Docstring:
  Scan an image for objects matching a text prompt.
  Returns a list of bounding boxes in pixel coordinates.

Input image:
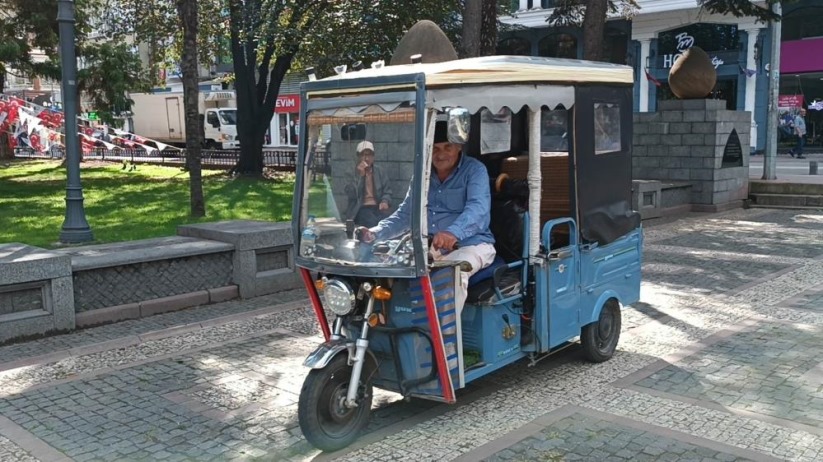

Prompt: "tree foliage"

[698,0,783,23]
[0,0,144,125]
[0,0,91,89]
[99,0,228,87]
[76,43,146,125]
[226,0,464,175]
[295,1,462,76]
[546,0,638,61]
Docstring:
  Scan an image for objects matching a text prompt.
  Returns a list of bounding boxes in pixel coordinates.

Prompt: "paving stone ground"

[0,208,822,461]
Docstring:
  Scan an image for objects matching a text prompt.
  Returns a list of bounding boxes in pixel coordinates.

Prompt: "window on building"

[783,8,823,40]
[497,37,532,56]
[538,33,578,59]
[603,29,629,65]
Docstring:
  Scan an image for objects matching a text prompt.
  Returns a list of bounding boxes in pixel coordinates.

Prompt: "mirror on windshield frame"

[447,107,470,144]
[341,123,367,141]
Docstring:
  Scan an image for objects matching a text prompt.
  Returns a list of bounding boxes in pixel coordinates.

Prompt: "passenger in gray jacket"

[345,140,393,228]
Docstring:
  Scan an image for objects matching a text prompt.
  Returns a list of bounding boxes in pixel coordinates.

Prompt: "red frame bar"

[420,274,456,404]
[300,268,331,341]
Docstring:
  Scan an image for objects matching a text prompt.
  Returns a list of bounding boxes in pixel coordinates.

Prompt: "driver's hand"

[355,226,376,243]
[431,231,458,252]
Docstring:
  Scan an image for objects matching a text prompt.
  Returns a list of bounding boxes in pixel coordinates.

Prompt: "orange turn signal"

[373,286,392,301]
[314,278,326,291]
[367,313,380,327]
[367,313,386,327]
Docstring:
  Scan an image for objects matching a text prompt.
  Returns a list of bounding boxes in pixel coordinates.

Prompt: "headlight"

[324,279,355,316]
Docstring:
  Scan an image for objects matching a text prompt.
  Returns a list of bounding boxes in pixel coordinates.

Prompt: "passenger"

[357,121,496,309]
[345,140,393,228]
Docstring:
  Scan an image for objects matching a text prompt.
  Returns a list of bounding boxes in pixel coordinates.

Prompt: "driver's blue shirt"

[372,152,494,247]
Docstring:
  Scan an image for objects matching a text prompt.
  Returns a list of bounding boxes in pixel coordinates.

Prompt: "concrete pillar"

[519,0,529,11]
[639,39,651,112]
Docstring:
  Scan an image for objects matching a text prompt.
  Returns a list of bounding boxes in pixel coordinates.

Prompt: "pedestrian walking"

[789,108,808,159]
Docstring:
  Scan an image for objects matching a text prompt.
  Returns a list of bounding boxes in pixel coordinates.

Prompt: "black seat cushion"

[467,256,521,304]
[490,199,526,263]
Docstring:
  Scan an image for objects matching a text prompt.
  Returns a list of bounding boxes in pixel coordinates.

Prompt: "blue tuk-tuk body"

[291,56,642,450]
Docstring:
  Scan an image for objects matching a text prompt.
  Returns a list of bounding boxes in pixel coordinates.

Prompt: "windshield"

[218,109,237,125]
[297,101,416,269]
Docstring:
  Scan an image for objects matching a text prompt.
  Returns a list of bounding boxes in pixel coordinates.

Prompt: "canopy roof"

[313,56,634,88]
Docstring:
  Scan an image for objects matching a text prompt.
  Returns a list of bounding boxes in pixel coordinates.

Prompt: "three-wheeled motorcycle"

[292,56,643,451]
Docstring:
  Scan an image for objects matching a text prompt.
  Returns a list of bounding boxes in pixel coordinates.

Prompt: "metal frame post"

[58,0,94,243]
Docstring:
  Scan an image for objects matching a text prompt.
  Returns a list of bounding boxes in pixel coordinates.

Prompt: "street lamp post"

[57,0,93,243]
[762,2,782,181]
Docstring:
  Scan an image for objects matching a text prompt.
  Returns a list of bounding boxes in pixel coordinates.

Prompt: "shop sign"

[778,94,804,108]
[659,32,732,70]
[275,95,300,113]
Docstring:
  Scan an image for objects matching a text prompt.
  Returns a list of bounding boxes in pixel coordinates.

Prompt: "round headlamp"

[324,279,356,316]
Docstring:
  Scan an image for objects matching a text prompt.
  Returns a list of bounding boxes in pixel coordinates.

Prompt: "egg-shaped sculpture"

[390,20,458,65]
[668,47,717,99]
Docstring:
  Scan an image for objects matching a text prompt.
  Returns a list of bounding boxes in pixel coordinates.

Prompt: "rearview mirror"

[447,107,470,144]
[341,123,366,141]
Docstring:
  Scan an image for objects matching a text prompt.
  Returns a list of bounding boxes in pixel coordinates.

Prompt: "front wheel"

[298,354,373,452]
[581,299,621,363]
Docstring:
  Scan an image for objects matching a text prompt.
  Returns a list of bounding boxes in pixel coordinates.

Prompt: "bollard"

[811,161,819,175]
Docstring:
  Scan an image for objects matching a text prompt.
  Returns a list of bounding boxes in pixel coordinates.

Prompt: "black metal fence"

[12,147,330,173]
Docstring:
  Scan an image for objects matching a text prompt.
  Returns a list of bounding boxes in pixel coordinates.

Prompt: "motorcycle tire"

[298,354,373,452]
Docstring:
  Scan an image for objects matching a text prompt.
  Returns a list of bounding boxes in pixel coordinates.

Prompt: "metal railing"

[11,146,331,173]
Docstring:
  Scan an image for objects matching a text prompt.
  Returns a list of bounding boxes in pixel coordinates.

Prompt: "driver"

[358,121,496,309]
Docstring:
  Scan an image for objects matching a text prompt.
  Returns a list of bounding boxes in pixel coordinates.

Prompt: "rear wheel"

[298,354,373,452]
[581,299,621,362]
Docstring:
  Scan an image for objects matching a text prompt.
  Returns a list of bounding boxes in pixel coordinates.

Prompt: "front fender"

[303,339,351,369]
[586,291,622,325]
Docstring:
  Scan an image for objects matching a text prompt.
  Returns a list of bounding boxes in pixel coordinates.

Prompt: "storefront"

[629,5,769,152]
[498,3,768,150]
[267,94,300,147]
[649,24,742,111]
[778,0,823,148]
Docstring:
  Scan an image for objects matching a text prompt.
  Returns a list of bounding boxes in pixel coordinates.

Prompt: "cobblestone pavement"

[0,208,822,461]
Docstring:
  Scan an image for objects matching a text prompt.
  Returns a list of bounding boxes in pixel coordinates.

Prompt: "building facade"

[500,0,823,153]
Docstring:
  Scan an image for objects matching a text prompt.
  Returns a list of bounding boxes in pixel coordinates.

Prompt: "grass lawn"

[0,159,298,248]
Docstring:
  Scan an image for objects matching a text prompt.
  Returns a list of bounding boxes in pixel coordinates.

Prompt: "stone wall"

[0,221,304,344]
[0,244,75,343]
[633,99,750,212]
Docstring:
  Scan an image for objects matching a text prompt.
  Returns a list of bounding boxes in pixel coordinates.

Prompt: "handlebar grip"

[427,234,459,250]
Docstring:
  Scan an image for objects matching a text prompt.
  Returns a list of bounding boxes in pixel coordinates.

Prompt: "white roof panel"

[313,56,634,88]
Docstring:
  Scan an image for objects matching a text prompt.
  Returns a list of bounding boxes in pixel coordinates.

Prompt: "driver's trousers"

[430,243,496,314]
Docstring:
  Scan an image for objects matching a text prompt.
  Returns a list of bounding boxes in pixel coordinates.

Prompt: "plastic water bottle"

[301,215,318,256]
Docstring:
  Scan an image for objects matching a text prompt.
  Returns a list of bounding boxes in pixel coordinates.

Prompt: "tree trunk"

[0,132,10,159]
[581,0,608,61]
[479,0,498,56]
[176,0,205,217]
[462,0,483,58]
